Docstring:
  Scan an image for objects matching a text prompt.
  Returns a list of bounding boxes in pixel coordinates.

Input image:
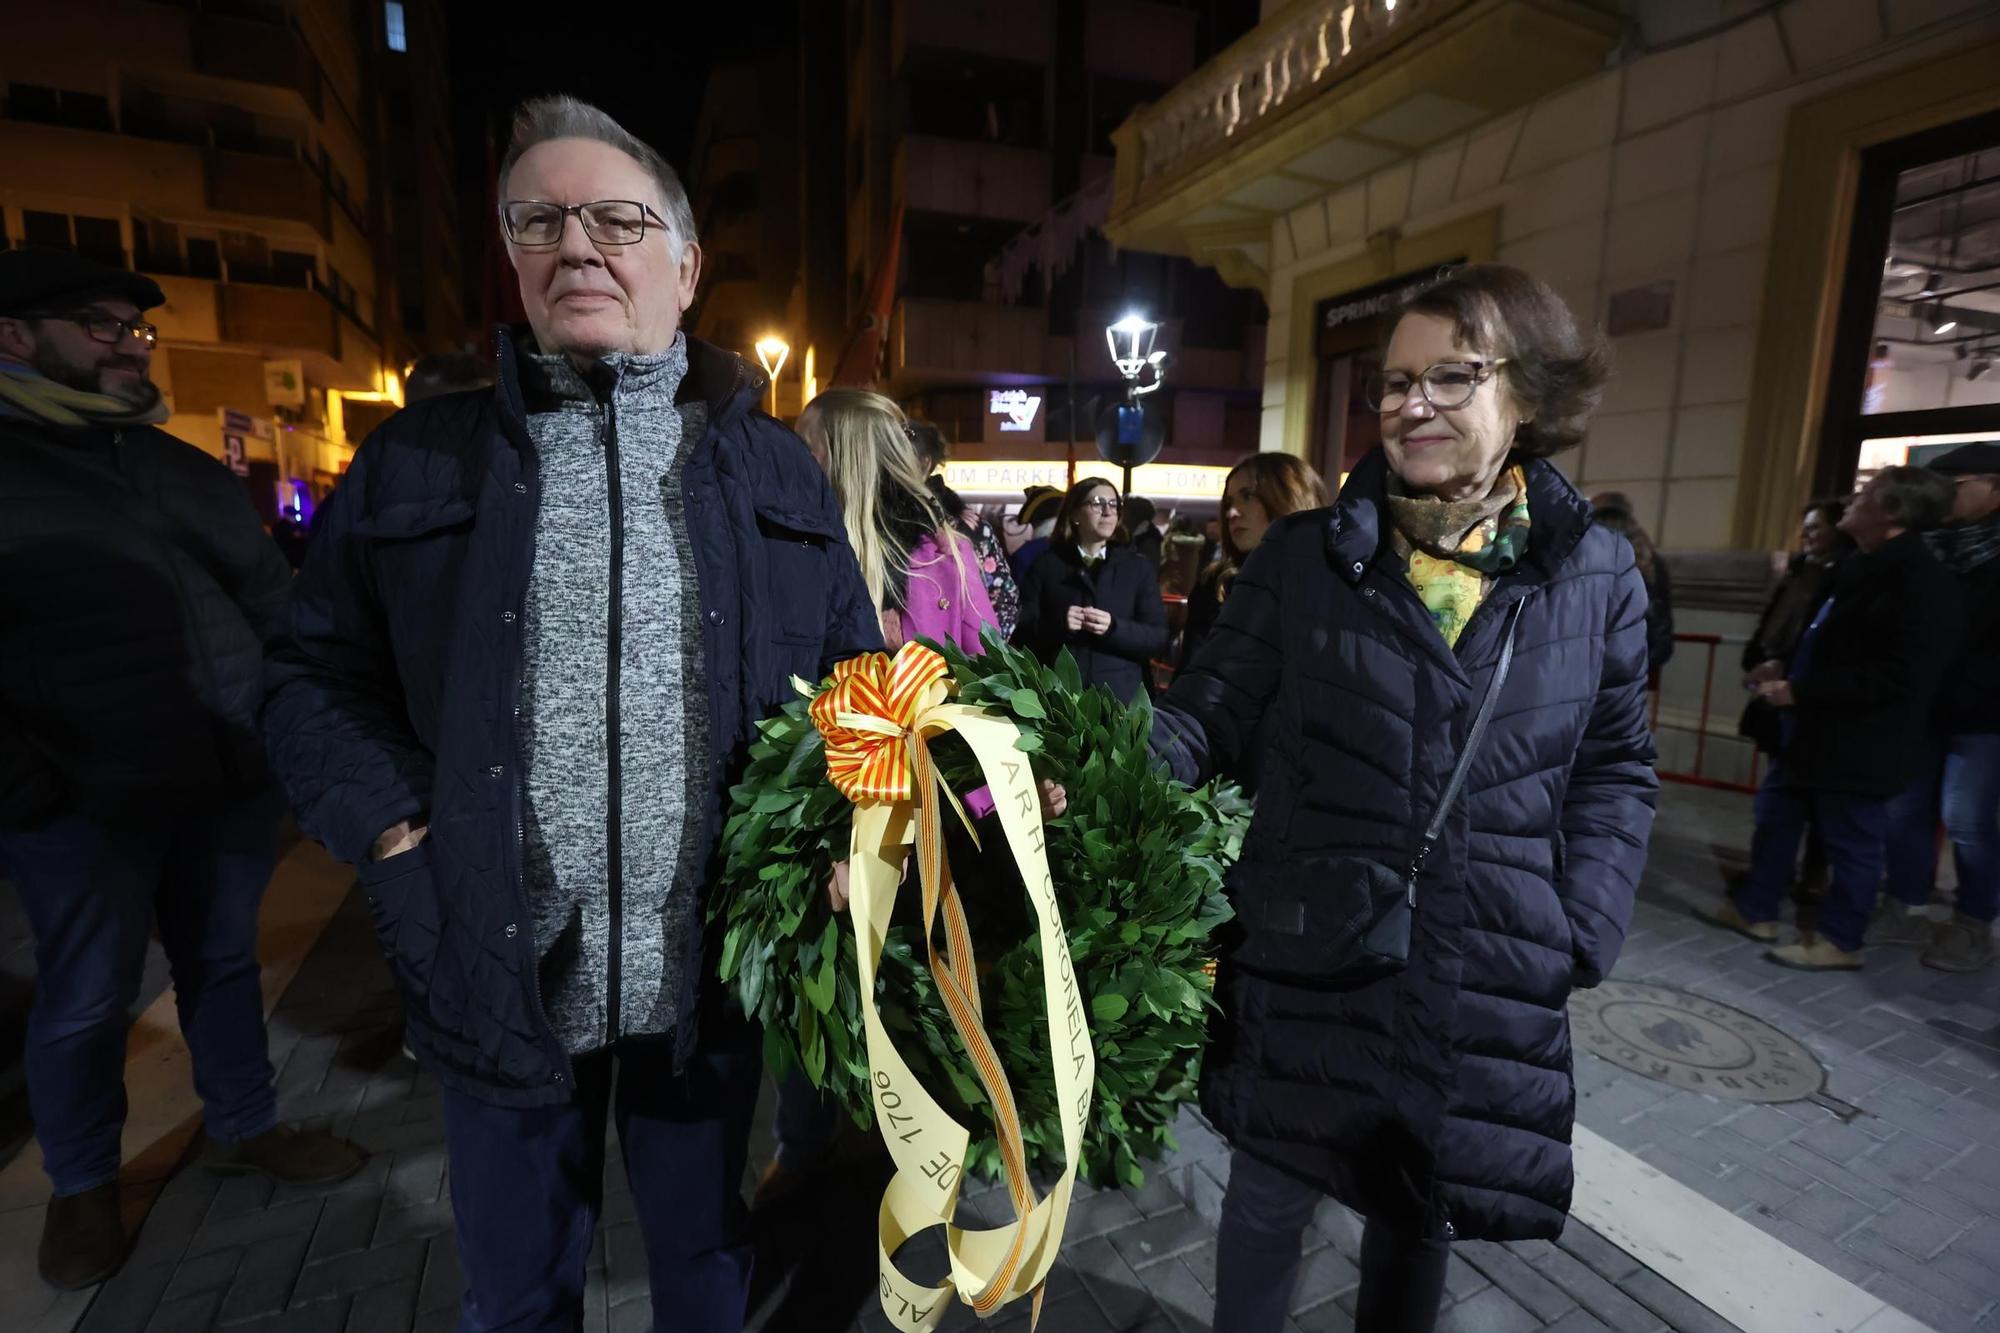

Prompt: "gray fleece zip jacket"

[517,334,710,1054]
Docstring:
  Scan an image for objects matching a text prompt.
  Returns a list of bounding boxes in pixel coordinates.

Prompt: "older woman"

[1151,265,1657,1331]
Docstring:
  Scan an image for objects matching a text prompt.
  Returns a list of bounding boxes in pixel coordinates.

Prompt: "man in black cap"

[1880,442,2000,973]
[0,249,364,1289]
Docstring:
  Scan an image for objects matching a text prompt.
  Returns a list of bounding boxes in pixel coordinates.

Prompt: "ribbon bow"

[810,645,952,803]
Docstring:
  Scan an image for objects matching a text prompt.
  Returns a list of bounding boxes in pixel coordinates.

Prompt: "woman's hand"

[1040,779,1067,820]
[827,859,852,911]
[1072,608,1120,640]
[1754,679,1795,708]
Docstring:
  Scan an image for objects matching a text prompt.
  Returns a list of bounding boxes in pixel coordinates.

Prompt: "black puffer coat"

[0,414,290,828]
[1016,543,1168,704]
[1781,530,1960,795]
[1155,451,1657,1242]
[263,331,881,1106]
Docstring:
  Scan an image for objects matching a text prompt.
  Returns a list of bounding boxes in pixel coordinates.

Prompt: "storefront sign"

[263,359,306,408]
[988,388,1043,433]
[1317,263,1462,333]
[942,460,1231,503]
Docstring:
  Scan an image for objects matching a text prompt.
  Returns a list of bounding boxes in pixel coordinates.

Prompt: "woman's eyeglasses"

[1365,359,1507,413]
[1083,498,1122,514]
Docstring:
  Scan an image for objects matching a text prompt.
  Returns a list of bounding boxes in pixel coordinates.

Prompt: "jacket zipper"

[603,392,626,1045]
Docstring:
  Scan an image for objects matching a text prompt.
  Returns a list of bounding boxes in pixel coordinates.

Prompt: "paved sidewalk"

[26,783,2000,1331]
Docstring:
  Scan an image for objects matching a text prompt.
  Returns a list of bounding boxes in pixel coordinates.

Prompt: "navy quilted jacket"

[1155,450,1657,1242]
[263,330,882,1105]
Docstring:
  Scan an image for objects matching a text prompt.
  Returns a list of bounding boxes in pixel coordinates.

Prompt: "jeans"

[1884,732,2000,923]
[1736,762,1891,952]
[441,1034,762,1333]
[0,791,283,1195]
[1214,1149,1450,1333]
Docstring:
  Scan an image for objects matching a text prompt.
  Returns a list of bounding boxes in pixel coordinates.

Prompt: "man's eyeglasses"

[1084,498,1122,514]
[501,200,668,249]
[1366,359,1508,413]
[46,312,159,349]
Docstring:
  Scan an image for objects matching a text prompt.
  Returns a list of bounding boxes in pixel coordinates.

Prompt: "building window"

[384,1,407,52]
[72,216,124,267]
[273,250,316,289]
[187,237,222,280]
[22,210,70,250]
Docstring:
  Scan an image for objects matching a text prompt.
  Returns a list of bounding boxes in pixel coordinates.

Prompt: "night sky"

[447,4,801,192]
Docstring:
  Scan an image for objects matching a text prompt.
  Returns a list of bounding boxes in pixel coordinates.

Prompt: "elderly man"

[0,250,364,1290]
[263,97,880,1329]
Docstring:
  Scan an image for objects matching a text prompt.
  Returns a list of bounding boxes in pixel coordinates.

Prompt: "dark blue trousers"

[0,791,283,1195]
[441,1033,761,1333]
[1736,762,1890,953]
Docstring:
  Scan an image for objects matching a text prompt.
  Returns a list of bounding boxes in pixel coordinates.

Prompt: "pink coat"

[886,530,998,656]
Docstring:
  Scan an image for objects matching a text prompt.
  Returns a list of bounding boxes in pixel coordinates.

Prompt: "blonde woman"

[794,390,995,655]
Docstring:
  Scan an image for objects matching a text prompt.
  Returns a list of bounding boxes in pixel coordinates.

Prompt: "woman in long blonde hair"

[793,389,995,653]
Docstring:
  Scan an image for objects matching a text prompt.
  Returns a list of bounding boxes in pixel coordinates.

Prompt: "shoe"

[1696,899,1779,944]
[1921,914,1995,973]
[38,1183,126,1290]
[1765,936,1863,971]
[203,1125,367,1186]
[1864,899,1933,947]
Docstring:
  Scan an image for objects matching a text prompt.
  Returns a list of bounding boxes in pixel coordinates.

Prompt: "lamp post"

[1105,313,1168,497]
[753,335,790,417]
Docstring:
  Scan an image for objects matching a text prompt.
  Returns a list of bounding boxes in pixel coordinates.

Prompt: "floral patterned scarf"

[1384,465,1532,649]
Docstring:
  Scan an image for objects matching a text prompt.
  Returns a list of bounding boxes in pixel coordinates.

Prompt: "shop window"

[1820,109,2000,490]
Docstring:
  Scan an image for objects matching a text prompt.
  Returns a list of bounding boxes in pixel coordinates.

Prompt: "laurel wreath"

[711,631,1248,1188]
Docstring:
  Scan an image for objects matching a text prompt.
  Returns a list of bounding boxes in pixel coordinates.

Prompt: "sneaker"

[38,1182,125,1290]
[1695,899,1780,943]
[1921,914,1995,973]
[203,1125,367,1186]
[1864,899,1933,947]
[1765,936,1863,971]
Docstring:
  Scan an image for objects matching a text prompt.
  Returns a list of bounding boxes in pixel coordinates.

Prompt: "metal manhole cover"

[1569,981,1825,1102]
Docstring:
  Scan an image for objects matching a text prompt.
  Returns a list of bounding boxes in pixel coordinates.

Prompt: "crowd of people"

[0,88,1986,1333]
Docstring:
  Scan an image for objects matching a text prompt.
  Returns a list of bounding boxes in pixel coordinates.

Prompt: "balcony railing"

[896,0,1054,67]
[1126,0,1467,198]
[204,148,331,239]
[890,298,1051,383]
[190,9,324,118]
[899,136,1052,225]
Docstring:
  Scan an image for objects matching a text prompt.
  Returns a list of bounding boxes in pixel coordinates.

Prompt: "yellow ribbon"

[813,643,1096,1330]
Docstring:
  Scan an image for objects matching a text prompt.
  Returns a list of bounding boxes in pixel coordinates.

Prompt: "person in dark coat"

[1738,499,1852,757]
[1149,266,1656,1331]
[1880,444,2000,973]
[262,98,881,1331]
[1125,494,1166,566]
[0,250,364,1289]
[1703,465,1960,970]
[1180,452,1330,671]
[1588,491,1673,676]
[1005,484,1062,582]
[1015,477,1169,703]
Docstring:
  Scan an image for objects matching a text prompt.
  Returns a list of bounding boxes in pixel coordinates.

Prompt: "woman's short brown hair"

[1221,453,1331,565]
[1393,264,1611,457]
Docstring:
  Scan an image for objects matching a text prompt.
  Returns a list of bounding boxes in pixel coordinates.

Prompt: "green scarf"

[1385,465,1532,648]
[0,359,170,429]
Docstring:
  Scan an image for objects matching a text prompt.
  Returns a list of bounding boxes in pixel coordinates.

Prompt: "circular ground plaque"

[1568,980,1825,1102]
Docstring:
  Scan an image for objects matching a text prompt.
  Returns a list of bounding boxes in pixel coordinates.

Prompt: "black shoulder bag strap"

[1406,594,1526,902]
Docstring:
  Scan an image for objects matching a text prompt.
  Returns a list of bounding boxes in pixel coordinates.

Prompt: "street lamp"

[1104,313,1169,499]
[753,334,790,416]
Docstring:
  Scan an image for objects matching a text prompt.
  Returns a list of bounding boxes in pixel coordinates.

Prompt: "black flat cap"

[0,248,165,317]
[1927,442,2000,476]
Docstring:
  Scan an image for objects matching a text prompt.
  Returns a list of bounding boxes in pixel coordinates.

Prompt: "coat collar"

[1326,448,1593,584]
[494,325,763,446]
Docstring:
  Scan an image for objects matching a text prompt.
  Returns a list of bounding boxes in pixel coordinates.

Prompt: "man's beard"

[32,344,163,413]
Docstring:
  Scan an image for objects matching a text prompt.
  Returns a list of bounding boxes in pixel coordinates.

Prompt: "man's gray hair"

[498,95,699,256]
[1873,464,1955,532]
